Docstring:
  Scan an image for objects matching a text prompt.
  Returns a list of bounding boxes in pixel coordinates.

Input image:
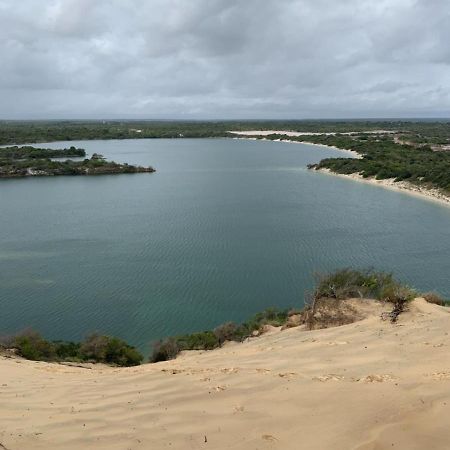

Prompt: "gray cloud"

[0,0,449,119]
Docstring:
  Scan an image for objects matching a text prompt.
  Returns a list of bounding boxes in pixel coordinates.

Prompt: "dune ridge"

[1,298,450,449]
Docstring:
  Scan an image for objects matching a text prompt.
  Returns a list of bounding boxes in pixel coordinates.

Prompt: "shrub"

[103,337,143,366]
[79,334,143,366]
[79,334,109,361]
[378,282,415,304]
[213,322,238,346]
[13,329,56,361]
[313,268,394,301]
[3,330,143,367]
[149,310,291,363]
[151,338,181,362]
[176,331,219,351]
[422,292,446,306]
[379,282,416,323]
[243,308,289,331]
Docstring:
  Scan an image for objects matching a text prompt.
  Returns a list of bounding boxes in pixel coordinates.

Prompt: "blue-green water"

[0,138,449,351]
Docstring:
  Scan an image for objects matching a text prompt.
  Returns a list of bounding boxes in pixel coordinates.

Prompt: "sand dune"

[2,298,450,449]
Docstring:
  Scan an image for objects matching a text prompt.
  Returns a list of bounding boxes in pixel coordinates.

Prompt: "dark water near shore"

[1,138,449,351]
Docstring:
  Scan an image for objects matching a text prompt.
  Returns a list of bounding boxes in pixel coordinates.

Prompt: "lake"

[1,138,449,351]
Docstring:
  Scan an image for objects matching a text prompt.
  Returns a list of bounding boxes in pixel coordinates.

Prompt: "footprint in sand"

[326,341,349,346]
[262,434,278,442]
[429,372,450,381]
[356,374,397,383]
[221,368,239,374]
[255,368,271,374]
[213,385,227,392]
[313,374,344,382]
[278,372,298,379]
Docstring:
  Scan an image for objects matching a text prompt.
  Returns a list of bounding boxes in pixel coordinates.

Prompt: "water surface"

[1,138,449,350]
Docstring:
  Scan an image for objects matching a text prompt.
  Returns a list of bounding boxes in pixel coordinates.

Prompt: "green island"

[0,145,155,178]
[1,269,448,367]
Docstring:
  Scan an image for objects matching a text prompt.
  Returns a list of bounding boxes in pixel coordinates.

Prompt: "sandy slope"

[2,299,450,450]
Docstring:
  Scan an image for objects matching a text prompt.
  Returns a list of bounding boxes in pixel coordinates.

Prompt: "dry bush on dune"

[422,292,447,306]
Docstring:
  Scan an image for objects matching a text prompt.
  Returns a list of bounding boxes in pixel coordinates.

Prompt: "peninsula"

[231,129,450,206]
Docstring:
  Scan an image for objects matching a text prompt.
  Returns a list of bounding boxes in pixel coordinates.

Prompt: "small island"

[0,146,155,178]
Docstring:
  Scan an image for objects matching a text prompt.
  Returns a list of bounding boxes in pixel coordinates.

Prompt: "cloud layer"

[1,0,449,118]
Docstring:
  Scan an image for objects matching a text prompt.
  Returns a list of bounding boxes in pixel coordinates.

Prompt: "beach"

[230,131,450,208]
[2,298,450,449]
[317,168,450,208]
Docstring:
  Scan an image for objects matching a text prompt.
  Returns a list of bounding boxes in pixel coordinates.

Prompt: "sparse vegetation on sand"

[151,269,420,362]
[1,269,444,366]
[422,291,450,306]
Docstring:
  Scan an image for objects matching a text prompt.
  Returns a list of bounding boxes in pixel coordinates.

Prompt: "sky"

[0,0,449,119]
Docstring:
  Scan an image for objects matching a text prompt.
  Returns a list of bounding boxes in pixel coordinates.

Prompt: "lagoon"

[0,138,449,351]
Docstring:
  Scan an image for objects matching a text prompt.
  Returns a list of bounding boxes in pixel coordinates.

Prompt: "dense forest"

[1,120,450,145]
[0,145,85,159]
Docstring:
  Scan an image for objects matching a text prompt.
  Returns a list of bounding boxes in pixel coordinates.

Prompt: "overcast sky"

[0,0,449,119]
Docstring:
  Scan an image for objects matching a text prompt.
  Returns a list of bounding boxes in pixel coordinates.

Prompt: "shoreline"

[316,168,450,208]
[231,136,361,158]
[2,298,450,449]
[231,135,450,208]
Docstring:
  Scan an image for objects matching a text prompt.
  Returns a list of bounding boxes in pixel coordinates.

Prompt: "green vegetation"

[150,308,290,362]
[312,268,396,300]
[0,145,85,159]
[1,120,449,146]
[253,133,450,194]
[1,269,446,366]
[308,268,416,326]
[0,146,154,178]
[151,268,422,362]
[1,330,143,366]
[304,135,450,193]
[1,120,449,188]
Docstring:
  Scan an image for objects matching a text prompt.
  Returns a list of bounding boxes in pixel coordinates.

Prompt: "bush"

[213,322,238,346]
[379,282,415,323]
[13,329,56,361]
[79,334,109,361]
[379,282,415,304]
[422,292,446,306]
[149,310,291,363]
[151,338,181,362]
[79,334,143,366]
[313,269,394,300]
[4,330,143,367]
[242,308,289,331]
[176,331,219,351]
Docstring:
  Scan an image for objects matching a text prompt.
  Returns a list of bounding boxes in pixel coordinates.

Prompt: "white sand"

[2,298,450,449]
[317,168,450,207]
[229,130,396,137]
[230,132,450,208]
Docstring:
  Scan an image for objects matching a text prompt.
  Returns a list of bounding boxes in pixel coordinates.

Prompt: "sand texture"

[2,298,450,449]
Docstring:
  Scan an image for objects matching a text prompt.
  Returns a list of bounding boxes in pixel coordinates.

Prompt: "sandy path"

[1,299,450,449]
